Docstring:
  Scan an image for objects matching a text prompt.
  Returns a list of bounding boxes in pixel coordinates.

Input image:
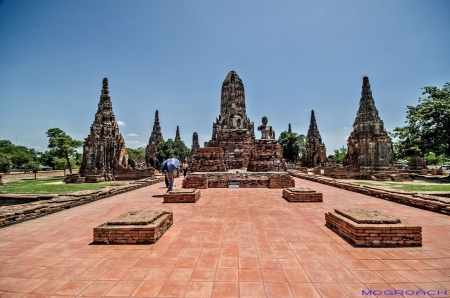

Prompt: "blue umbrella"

[160,158,180,172]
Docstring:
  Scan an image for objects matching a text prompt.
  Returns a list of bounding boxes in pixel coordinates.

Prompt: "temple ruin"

[303,110,327,167]
[191,132,200,159]
[175,126,181,141]
[79,78,155,182]
[192,70,286,172]
[145,110,164,168]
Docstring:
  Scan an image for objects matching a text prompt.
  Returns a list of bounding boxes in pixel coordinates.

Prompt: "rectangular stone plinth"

[283,188,323,202]
[325,209,421,247]
[93,210,173,244]
[164,189,201,203]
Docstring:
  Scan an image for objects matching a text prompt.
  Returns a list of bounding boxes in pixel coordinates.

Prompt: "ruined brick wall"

[191,147,227,172]
[207,130,253,170]
[247,140,285,172]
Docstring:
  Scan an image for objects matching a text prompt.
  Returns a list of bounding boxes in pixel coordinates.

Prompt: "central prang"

[191,70,286,173]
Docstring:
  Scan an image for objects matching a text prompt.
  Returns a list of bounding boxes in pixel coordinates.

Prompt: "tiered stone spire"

[288,123,292,133]
[145,110,165,167]
[191,132,200,159]
[344,77,394,170]
[175,126,181,141]
[211,70,254,140]
[79,78,128,182]
[303,110,327,167]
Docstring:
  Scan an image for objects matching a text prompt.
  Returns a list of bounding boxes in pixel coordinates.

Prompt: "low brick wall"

[282,188,323,202]
[288,170,450,215]
[325,209,422,247]
[182,172,295,189]
[0,177,164,228]
[164,189,201,203]
[93,210,173,244]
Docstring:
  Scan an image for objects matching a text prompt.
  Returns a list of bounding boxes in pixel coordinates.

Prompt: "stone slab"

[282,188,323,202]
[335,209,400,224]
[164,189,201,203]
[325,209,421,247]
[93,210,173,244]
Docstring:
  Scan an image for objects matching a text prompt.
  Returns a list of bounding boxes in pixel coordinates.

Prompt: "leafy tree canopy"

[391,83,450,159]
[155,139,191,164]
[127,146,146,161]
[333,146,347,164]
[277,131,306,162]
[0,140,38,169]
[45,128,83,174]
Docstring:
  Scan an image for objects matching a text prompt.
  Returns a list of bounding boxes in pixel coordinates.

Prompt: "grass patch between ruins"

[0,176,119,194]
[355,181,450,192]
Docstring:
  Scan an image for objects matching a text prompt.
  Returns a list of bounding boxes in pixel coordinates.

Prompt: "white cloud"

[127,133,139,137]
[35,146,41,149]
[117,121,125,126]
[127,140,143,144]
[343,127,348,129]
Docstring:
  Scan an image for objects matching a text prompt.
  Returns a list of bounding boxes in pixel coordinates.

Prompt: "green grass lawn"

[0,176,119,194]
[356,181,450,192]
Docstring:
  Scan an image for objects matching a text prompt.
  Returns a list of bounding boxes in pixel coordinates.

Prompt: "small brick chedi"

[283,188,323,202]
[145,110,165,168]
[303,110,327,167]
[79,78,155,182]
[93,210,173,244]
[326,209,422,247]
[164,189,201,203]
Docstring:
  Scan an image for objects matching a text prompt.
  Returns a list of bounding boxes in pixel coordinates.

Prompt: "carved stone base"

[93,210,173,244]
[164,189,201,203]
[325,209,422,247]
[283,188,323,202]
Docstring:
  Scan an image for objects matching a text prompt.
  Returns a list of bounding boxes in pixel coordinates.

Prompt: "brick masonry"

[325,209,422,247]
[93,210,173,244]
[289,170,450,215]
[164,189,201,203]
[182,172,295,189]
[282,188,323,202]
[0,177,164,228]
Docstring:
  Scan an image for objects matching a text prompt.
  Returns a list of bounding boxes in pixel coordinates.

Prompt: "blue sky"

[1,1,449,154]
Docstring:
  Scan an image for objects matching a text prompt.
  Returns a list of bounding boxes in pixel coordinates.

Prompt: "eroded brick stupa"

[193,70,285,171]
[344,76,395,177]
[79,78,129,182]
[303,110,327,167]
[145,110,164,168]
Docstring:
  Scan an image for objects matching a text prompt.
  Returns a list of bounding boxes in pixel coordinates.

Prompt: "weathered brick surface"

[183,172,294,189]
[93,210,173,244]
[0,177,164,228]
[247,140,285,172]
[289,170,450,215]
[325,209,422,247]
[283,188,323,202]
[191,147,227,172]
[164,189,201,203]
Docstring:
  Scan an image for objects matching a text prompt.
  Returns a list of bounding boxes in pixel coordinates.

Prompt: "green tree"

[24,160,41,179]
[424,152,443,166]
[127,146,146,161]
[0,141,38,170]
[46,128,83,174]
[156,139,191,164]
[52,157,76,176]
[277,131,306,162]
[0,153,12,173]
[392,82,450,158]
[333,146,347,164]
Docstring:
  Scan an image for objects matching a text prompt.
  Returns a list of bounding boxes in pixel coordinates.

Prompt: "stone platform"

[93,210,173,244]
[183,172,295,189]
[164,189,201,203]
[325,209,422,247]
[282,188,323,202]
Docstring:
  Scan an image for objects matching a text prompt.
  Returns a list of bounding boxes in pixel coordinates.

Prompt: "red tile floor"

[0,176,449,297]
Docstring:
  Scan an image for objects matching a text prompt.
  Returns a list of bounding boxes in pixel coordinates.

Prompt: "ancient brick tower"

[191,132,200,158]
[79,78,128,182]
[175,126,181,141]
[145,110,164,167]
[207,70,255,169]
[288,123,292,133]
[303,110,327,167]
[344,77,394,173]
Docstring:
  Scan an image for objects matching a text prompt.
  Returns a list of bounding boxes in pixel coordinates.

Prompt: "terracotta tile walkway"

[0,176,449,297]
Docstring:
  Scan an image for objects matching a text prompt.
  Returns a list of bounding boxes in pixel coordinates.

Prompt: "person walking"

[182,161,188,178]
[166,169,175,193]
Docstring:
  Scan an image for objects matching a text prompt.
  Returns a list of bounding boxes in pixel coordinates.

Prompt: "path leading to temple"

[0,176,449,297]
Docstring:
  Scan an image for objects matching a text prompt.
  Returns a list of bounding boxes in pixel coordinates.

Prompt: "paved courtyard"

[0,176,449,297]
